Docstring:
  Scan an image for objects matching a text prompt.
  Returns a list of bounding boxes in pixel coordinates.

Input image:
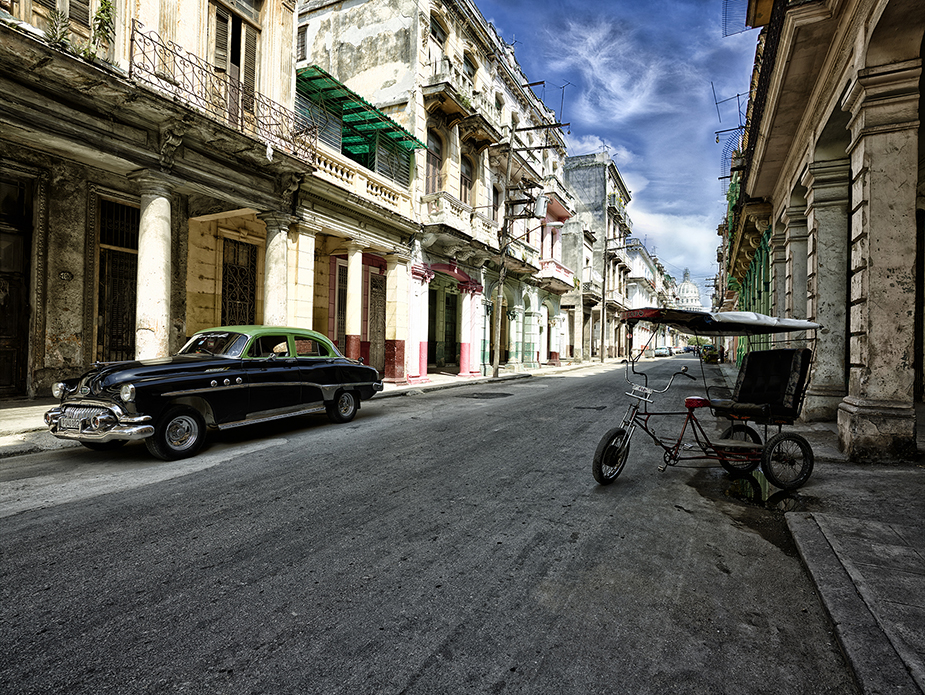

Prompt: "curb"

[786,513,922,694]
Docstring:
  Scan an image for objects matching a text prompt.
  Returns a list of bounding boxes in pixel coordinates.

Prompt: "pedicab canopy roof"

[620,308,820,336]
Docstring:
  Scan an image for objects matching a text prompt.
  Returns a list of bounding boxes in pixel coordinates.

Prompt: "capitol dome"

[677,269,702,309]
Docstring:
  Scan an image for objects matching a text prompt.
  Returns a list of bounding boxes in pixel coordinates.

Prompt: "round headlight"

[120,383,136,403]
[52,382,66,399]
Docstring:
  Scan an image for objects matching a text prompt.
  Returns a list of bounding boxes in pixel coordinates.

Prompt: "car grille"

[61,405,111,421]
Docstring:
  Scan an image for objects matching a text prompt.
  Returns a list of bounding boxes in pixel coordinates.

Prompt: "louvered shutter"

[70,0,90,27]
[214,6,230,72]
[296,27,306,61]
[242,23,257,112]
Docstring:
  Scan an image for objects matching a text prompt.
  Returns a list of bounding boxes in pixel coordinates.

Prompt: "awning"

[620,307,820,336]
[295,65,425,155]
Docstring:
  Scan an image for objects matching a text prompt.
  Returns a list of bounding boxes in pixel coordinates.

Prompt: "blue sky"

[477,0,759,305]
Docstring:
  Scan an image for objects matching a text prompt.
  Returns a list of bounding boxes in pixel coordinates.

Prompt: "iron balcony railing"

[129,20,317,164]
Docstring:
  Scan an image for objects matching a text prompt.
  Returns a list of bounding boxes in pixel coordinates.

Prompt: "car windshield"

[179,332,249,357]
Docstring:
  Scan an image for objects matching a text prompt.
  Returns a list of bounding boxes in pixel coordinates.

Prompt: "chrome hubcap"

[166,415,198,450]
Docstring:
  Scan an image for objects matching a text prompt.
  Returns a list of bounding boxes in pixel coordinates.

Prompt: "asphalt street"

[1,358,858,694]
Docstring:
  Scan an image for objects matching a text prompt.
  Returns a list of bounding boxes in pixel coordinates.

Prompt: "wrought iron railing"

[129,21,317,164]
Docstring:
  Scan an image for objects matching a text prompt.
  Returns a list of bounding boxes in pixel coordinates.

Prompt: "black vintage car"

[44,326,383,460]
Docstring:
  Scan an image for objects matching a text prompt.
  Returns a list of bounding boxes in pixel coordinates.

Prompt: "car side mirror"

[359,357,365,364]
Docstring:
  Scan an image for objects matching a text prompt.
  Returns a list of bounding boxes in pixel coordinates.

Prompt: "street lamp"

[492,219,565,379]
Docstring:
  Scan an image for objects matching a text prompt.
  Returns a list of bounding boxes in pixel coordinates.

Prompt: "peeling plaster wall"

[302,0,415,109]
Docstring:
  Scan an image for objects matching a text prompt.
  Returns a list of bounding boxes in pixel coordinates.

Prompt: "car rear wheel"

[326,390,358,424]
[145,406,206,461]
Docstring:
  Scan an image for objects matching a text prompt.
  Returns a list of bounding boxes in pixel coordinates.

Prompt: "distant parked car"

[654,347,670,357]
[44,326,383,460]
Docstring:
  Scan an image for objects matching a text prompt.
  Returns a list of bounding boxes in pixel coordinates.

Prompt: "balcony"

[605,289,627,308]
[129,21,316,165]
[536,258,576,294]
[420,192,495,265]
[312,143,413,218]
[423,58,503,146]
[504,238,541,275]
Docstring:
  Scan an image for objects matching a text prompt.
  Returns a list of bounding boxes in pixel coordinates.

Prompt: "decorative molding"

[158,120,189,171]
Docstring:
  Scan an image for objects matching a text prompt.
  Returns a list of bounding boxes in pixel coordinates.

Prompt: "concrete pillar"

[292,222,317,329]
[769,223,787,318]
[782,205,808,320]
[480,294,492,375]
[130,171,173,359]
[345,241,364,360]
[509,306,523,366]
[259,211,293,326]
[524,310,540,367]
[838,61,920,460]
[458,284,476,377]
[408,265,433,384]
[801,159,850,420]
[384,255,409,384]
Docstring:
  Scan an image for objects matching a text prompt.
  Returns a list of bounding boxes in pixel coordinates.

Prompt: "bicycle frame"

[617,367,762,472]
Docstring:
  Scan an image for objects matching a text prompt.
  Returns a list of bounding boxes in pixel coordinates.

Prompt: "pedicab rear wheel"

[761,432,814,490]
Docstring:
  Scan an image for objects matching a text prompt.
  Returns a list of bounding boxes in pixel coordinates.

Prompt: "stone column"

[259,211,293,327]
[292,222,317,329]
[480,294,493,376]
[524,311,540,367]
[130,171,173,359]
[781,205,808,320]
[769,222,787,318]
[509,306,523,367]
[457,283,476,377]
[384,255,409,384]
[838,61,920,460]
[343,241,364,360]
[801,159,850,420]
[469,286,484,375]
[408,265,433,384]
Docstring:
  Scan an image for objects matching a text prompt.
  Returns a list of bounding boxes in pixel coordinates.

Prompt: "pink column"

[457,282,482,378]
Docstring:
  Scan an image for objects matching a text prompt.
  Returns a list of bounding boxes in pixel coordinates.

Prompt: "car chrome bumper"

[45,404,154,443]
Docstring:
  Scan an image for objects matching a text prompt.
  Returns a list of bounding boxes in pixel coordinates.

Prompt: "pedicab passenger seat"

[709,348,812,425]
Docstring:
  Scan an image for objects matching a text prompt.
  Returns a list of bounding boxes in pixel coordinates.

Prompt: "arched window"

[463,54,477,84]
[426,129,443,195]
[429,16,448,75]
[430,15,448,45]
[460,156,474,205]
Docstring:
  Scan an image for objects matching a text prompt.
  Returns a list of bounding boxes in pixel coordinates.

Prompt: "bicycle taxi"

[592,307,820,491]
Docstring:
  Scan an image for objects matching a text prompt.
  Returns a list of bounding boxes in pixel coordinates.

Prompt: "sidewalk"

[715,362,925,695]
[2,360,923,693]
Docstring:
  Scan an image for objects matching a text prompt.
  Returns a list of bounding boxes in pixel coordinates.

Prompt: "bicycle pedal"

[657,464,667,472]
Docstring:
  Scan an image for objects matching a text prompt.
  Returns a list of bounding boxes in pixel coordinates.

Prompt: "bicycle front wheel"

[592,427,631,485]
[761,432,814,490]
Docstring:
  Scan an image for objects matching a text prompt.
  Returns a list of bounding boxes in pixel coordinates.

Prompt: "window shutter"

[214,6,230,72]
[297,27,306,61]
[70,0,90,27]
[242,23,257,111]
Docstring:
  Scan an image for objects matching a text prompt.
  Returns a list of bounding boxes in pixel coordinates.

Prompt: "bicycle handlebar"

[624,362,696,398]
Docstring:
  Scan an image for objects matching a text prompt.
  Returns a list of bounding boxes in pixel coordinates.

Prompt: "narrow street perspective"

[2,360,870,694]
[1,0,923,693]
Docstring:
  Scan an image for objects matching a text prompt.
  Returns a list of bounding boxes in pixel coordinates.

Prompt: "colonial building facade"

[720,0,923,461]
[1,0,430,398]
[561,152,634,360]
[297,0,576,379]
[1,0,312,398]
